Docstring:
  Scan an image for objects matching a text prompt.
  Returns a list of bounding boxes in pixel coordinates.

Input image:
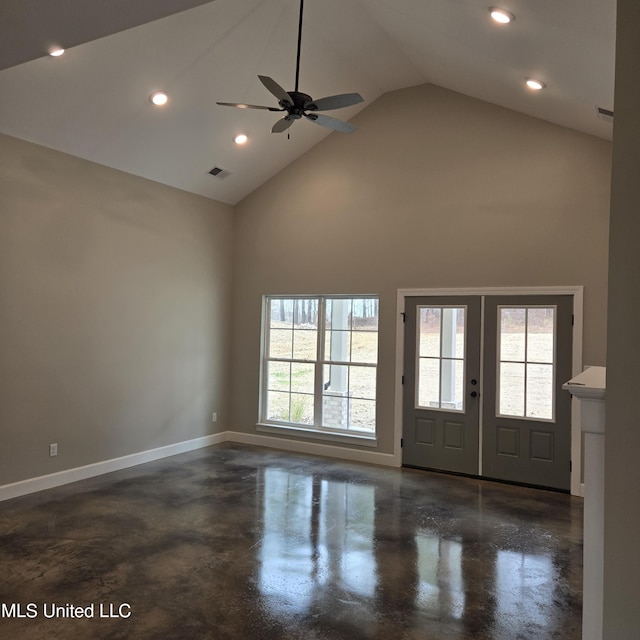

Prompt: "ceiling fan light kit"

[217,0,363,134]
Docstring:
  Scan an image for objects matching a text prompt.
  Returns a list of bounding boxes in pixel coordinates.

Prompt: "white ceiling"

[0,0,616,205]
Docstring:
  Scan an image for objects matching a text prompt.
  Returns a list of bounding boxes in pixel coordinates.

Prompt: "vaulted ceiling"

[0,0,616,205]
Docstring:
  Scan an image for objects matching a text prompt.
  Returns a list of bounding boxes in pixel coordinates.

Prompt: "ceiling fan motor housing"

[282,91,313,117]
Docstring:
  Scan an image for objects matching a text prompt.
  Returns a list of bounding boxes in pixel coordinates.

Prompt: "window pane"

[267,391,290,422]
[294,299,318,327]
[351,299,377,330]
[500,308,526,361]
[352,299,379,330]
[291,363,315,394]
[440,358,464,411]
[270,299,293,326]
[327,298,351,330]
[526,363,554,420]
[351,331,378,364]
[324,364,349,395]
[499,362,525,417]
[349,366,377,400]
[441,308,465,359]
[527,308,554,363]
[326,330,351,363]
[269,329,292,358]
[267,361,290,392]
[290,393,314,425]
[349,399,376,431]
[418,358,440,408]
[323,392,349,429]
[419,308,441,358]
[293,329,317,360]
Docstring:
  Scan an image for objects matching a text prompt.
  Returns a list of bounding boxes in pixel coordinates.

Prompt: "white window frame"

[496,305,558,423]
[258,295,379,444]
[414,304,468,414]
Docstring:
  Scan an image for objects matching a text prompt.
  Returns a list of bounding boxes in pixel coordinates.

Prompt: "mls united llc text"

[1,602,132,619]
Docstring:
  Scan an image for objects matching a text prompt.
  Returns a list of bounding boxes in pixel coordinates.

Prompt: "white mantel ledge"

[562,365,606,434]
[562,366,606,400]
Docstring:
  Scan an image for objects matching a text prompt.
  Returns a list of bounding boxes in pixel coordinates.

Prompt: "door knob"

[470,379,478,385]
[470,391,478,398]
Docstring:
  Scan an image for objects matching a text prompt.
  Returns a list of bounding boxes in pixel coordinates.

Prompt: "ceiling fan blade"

[304,113,356,133]
[216,101,283,112]
[305,93,364,112]
[258,75,293,106]
[271,116,296,133]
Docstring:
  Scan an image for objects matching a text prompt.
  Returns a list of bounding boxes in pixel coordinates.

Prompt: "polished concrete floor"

[0,443,583,639]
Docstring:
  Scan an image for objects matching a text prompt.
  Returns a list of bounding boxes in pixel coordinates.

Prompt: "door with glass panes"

[402,297,482,475]
[402,295,573,490]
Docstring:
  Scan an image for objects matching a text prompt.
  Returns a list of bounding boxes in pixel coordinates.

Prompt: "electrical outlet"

[49,443,58,457]
[212,413,217,423]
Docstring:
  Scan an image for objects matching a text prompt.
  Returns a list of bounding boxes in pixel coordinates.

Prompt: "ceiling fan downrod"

[295,0,304,93]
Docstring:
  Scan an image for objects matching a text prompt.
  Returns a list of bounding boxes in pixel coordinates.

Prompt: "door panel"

[482,296,573,490]
[402,296,481,475]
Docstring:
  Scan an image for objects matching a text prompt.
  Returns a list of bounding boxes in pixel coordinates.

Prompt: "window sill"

[256,423,378,447]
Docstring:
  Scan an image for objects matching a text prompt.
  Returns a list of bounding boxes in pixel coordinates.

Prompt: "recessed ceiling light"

[149,91,169,106]
[49,48,65,57]
[489,7,515,24]
[234,134,248,145]
[525,78,547,91]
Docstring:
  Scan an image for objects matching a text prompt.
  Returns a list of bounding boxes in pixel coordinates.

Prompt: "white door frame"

[394,286,584,496]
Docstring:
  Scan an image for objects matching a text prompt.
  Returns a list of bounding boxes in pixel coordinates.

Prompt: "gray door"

[481,296,573,490]
[402,296,481,475]
[402,294,573,491]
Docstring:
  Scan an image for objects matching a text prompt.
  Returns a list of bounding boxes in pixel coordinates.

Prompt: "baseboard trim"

[0,433,226,502]
[224,430,399,468]
[1,430,398,502]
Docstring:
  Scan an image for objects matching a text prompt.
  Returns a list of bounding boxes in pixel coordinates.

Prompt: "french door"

[402,295,573,491]
[402,297,481,475]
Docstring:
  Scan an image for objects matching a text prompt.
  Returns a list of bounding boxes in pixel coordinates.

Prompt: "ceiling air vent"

[208,166,229,178]
[596,106,614,123]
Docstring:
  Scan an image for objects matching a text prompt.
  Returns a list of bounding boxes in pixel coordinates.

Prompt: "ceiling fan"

[216,0,363,134]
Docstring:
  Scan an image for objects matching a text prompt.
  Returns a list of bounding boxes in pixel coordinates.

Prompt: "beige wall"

[231,84,612,454]
[0,134,234,485]
[603,0,640,636]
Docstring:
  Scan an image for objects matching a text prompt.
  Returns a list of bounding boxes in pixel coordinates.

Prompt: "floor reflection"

[256,464,581,639]
[494,550,558,635]
[415,535,465,620]
[259,469,376,616]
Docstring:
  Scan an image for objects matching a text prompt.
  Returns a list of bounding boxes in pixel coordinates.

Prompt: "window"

[261,296,379,436]
[497,306,556,421]
[416,306,466,412]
